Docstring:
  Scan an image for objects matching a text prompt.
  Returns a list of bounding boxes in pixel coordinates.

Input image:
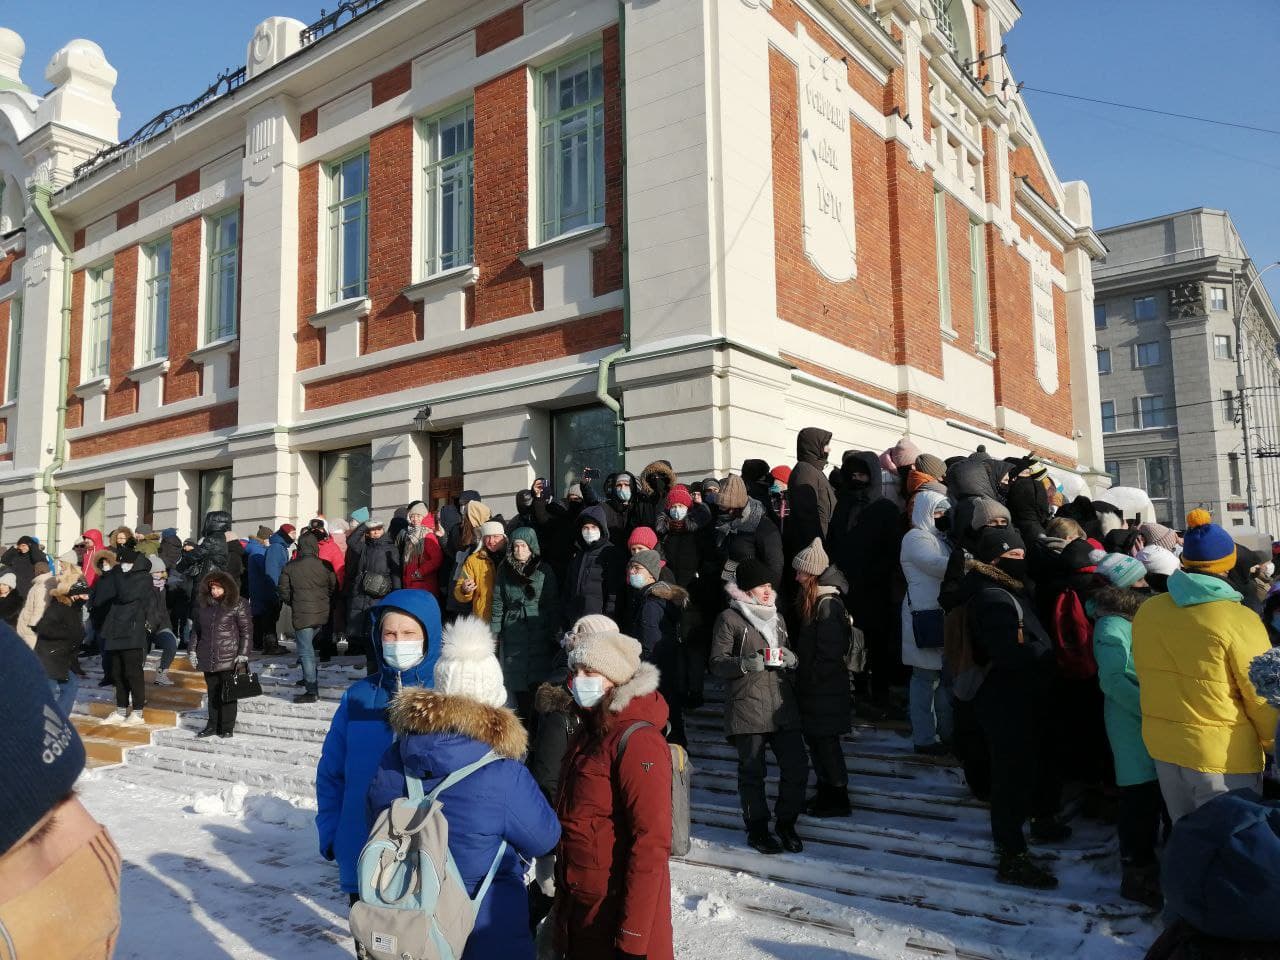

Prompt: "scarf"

[715,497,764,547]
[732,596,781,648]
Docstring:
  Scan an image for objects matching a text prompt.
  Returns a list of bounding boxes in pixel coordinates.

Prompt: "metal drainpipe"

[29,184,73,550]
[596,1,632,472]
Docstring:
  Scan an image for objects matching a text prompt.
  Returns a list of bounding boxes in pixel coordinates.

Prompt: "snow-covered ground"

[80,773,892,960]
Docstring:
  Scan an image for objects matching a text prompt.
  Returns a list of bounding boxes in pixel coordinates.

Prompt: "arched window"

[931,0,975,63]
[0,173,23,234]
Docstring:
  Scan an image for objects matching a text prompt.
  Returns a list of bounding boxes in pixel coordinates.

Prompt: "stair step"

[178,710,333,744]
[82,737,128,764]
[124,744,316,795]
[85,700,180,727]
[144,668,208,691]
[72,714,162,744]
[76,682,204,711]
[153,728,322,768]
[685,738,967,788]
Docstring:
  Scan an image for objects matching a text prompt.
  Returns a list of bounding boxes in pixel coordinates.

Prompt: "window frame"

[204,208,240,343]
[319,445,373,520]
[969,219,989,351]
[1213,334,1232,360]
[5,295,20,403]
[141,236,172,363]
[1105,459,1121,485]
[536,45,607,243]
[85,262,114,381]
[1143,456,1171,502]
[1210,286,1227,312]
[1222,389,1237,424]
[1133,295,1158,322]
[1134,340,1161,368]
[1097,347,1111,375]
[327,149,370,305]
[420,103,475,278]
[934,189,952,332]
[1138,393,1166,429]
[1094,303,1107,330]
[1100,399,1117,434]
[198,467,234,518]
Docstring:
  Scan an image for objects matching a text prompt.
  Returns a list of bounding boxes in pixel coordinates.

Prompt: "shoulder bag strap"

[425,750,501,802]
[614,720,654,765]
[470,839,510,909]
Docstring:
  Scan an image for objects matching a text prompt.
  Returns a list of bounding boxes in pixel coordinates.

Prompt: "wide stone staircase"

[78,650,1157,958]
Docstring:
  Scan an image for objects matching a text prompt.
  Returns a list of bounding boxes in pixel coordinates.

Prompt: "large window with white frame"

[141,237,172,362]
[205,209,239,342]
[5,296,20,403]
[328,150,369,304]
[934,189,952,331]
[422,104,474,277]
[537,47,605,242]
[85,264,113,380]
[969,220,989,351]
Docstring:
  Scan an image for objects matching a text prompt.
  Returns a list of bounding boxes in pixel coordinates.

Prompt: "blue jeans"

[909,667,955,747]
[295,626,318,693]
[149,629,178,671]
[49,674,79,719]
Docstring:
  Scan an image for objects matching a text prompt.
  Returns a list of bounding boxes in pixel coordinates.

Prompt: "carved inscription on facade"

[1030,244,1058,394]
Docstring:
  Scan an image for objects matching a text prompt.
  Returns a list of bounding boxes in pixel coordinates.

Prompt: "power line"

[1021,85,1280,137]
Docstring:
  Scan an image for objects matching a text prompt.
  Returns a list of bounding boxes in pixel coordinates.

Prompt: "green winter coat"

[491,531,561,695]
[1091,587,1158,786]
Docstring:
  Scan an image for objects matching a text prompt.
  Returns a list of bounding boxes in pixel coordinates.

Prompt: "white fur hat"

[433,617,507,708]
[1137,544,1180,578]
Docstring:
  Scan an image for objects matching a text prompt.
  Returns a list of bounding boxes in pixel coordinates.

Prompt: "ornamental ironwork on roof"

[299,0,393,46]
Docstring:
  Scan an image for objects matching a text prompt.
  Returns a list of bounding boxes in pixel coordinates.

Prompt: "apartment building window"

[934,190,952,331]
[80,488,106,534]
[5,296,20,403]
[1210,286,1227,311]
[1105,460,1121,485]
[206,209,239,341]
[970,220,989,351]
[1139,394,1167,428]
[1222,389,1237,424]
[199,467,233,517]
[552,405,621,496]
[538,46,605,242]
[1097,348,1111,375]
[1229,452,1242,496]
[85,264,113,380]
[141,237,171,362]
[1145,457,1171,522]
[328,150,369,303]
[1214,334,1232,359]
[422,104,474,277]
[1134,295,1157,321]
[1100,400,1116,434]
[320,446,373,520]
[1094,303,1107,329]
[1135,341,1161,367]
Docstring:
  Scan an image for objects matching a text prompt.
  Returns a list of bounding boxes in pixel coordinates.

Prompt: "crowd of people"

[5,427,1280,960]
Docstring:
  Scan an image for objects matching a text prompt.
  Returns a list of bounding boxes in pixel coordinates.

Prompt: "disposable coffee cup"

[763,647,784,668]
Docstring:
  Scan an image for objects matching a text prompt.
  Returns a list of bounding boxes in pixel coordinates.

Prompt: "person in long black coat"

[562,505,624,627]
[94,544,155,720]
[714,476,784,589]
[788,428,836,556]
[1,536,49,598]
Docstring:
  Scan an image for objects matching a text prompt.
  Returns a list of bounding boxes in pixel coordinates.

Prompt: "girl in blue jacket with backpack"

[366,616,561,960]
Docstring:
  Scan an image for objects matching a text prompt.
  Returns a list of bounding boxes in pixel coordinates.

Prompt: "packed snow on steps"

[77,652,1158,959]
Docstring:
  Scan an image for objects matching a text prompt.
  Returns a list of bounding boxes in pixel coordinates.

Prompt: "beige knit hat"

[433,617,508,708]
[563,614,619,651]
[567,630,642,685]
[792,537,829,576]
[717,475,749,510]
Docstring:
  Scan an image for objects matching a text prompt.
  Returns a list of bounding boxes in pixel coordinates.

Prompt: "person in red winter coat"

[308,519,347,590]
[400,500,445,597]
[555,626,673,960]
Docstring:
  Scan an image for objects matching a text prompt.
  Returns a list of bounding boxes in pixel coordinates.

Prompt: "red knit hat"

[627,527,658,550]
[770,465,792,485]
[664,485,693,509]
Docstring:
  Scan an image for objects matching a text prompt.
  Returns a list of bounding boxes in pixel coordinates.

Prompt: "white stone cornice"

[401,265,478,304]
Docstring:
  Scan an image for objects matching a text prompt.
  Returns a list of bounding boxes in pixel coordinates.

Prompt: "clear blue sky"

[5,0,1279,299]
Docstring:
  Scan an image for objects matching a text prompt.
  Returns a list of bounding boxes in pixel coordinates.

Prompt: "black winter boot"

[1029,816,1073,843]
[746,821,782,855]
[294,690,319,704]
[996,850,1058,889]
[1120,862,1163,910]
[805,786,852,818]
[775,819,804,853]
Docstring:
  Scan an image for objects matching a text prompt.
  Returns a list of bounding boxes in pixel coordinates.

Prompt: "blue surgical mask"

[572,675,607,709]
[383,640,424,671]
[668,505,689,522]
[628,572,648,589]
[581,527,601,545]
[616,486,632,502]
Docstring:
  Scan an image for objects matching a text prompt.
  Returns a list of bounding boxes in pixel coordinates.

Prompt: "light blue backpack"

[350,751,507,960]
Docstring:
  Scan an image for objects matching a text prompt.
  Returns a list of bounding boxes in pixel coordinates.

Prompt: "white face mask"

[668,505,688,522]
[383,640,424,671]
[581,527,601,545]
[572,675,607,709]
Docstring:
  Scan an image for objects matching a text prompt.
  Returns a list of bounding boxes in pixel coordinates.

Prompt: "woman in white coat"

[900,490,954,754]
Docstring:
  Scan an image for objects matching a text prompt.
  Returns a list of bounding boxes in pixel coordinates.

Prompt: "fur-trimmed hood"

[606,660,661,714]
[388,687,528,760]
[963,556,1026,593]
[637,460,677,498]
[50,568,88,605]
[535,681,574,716]
[646,580,689,607]
[90,548,117,571]
[198,569,241,607]
[1090,585,1146,621]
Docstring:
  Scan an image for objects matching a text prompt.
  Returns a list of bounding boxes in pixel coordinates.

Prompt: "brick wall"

[175,170,201,202]
[0,299,9,400]
[68,401,238,459]
[371,61,412,106]
[885,141,942,374]
[165,217,204,403]
[297,162,322,369]
[944,190,976,347]
[363,120,418,354]
[475,4,524,56]
[300,108,318,142]
[769,0,884,111]
[106,245,140,419]
[66,270,85,428]
[1010,147,1058,212]
[116,200,139,230]
[592,26,624,297]
[0,248,23,285]
[305,310,623,410]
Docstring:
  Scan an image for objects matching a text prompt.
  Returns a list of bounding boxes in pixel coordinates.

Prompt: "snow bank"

[191,782,316,830]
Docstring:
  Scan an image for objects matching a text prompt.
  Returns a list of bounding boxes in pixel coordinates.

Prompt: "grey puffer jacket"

[709,586,801,737]
[192,571,252,672]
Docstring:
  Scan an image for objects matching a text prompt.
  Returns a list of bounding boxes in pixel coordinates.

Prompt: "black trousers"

[805,733,848,794]
[973,672,1060,854]
[732,730,808,826]
[204,670,238,734]
[252,602,280,650]
[112,648,146,711]
[952,696,992,801]
[1118,779,1163,865]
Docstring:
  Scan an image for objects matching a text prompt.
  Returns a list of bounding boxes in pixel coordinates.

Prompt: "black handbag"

[360,571,394,598]
[907,585,946,650]
[221,662,263,702]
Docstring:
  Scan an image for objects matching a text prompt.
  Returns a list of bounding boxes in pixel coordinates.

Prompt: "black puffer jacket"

[95,562,156,652]
[562,505,624,627]
[193,571,252,672]
[34,577,88,682]
[829,450,901,594]
[630,461,677,533]
[279,532,338,631]
[346,528,402,638]
[793,567,853,737]
[658,505,717,604]
[1006,475,1051,542]
[2,538,48,597]
[714,498,784,589]
[788,428,836,553]
[528,682,581,802]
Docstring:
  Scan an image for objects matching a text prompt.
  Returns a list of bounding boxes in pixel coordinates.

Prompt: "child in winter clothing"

[626,548,689,745]
[710,558,809,856]
[453,520,506,622]
[1090,553,1163,909]
[33,556,89,717]
[490,527,560,726]
[367,617,561,960]
[791,538,853,817]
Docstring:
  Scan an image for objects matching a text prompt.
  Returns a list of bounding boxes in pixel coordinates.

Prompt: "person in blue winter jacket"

[263,525,295,587]
[315,588,443,902]
[367,616,561,960]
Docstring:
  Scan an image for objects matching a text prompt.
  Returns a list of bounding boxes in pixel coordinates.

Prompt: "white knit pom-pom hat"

[433,616,507,708]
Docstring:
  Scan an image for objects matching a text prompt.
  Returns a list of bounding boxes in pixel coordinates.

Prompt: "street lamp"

[411,405,433,433]
[1234,259,1280,529]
